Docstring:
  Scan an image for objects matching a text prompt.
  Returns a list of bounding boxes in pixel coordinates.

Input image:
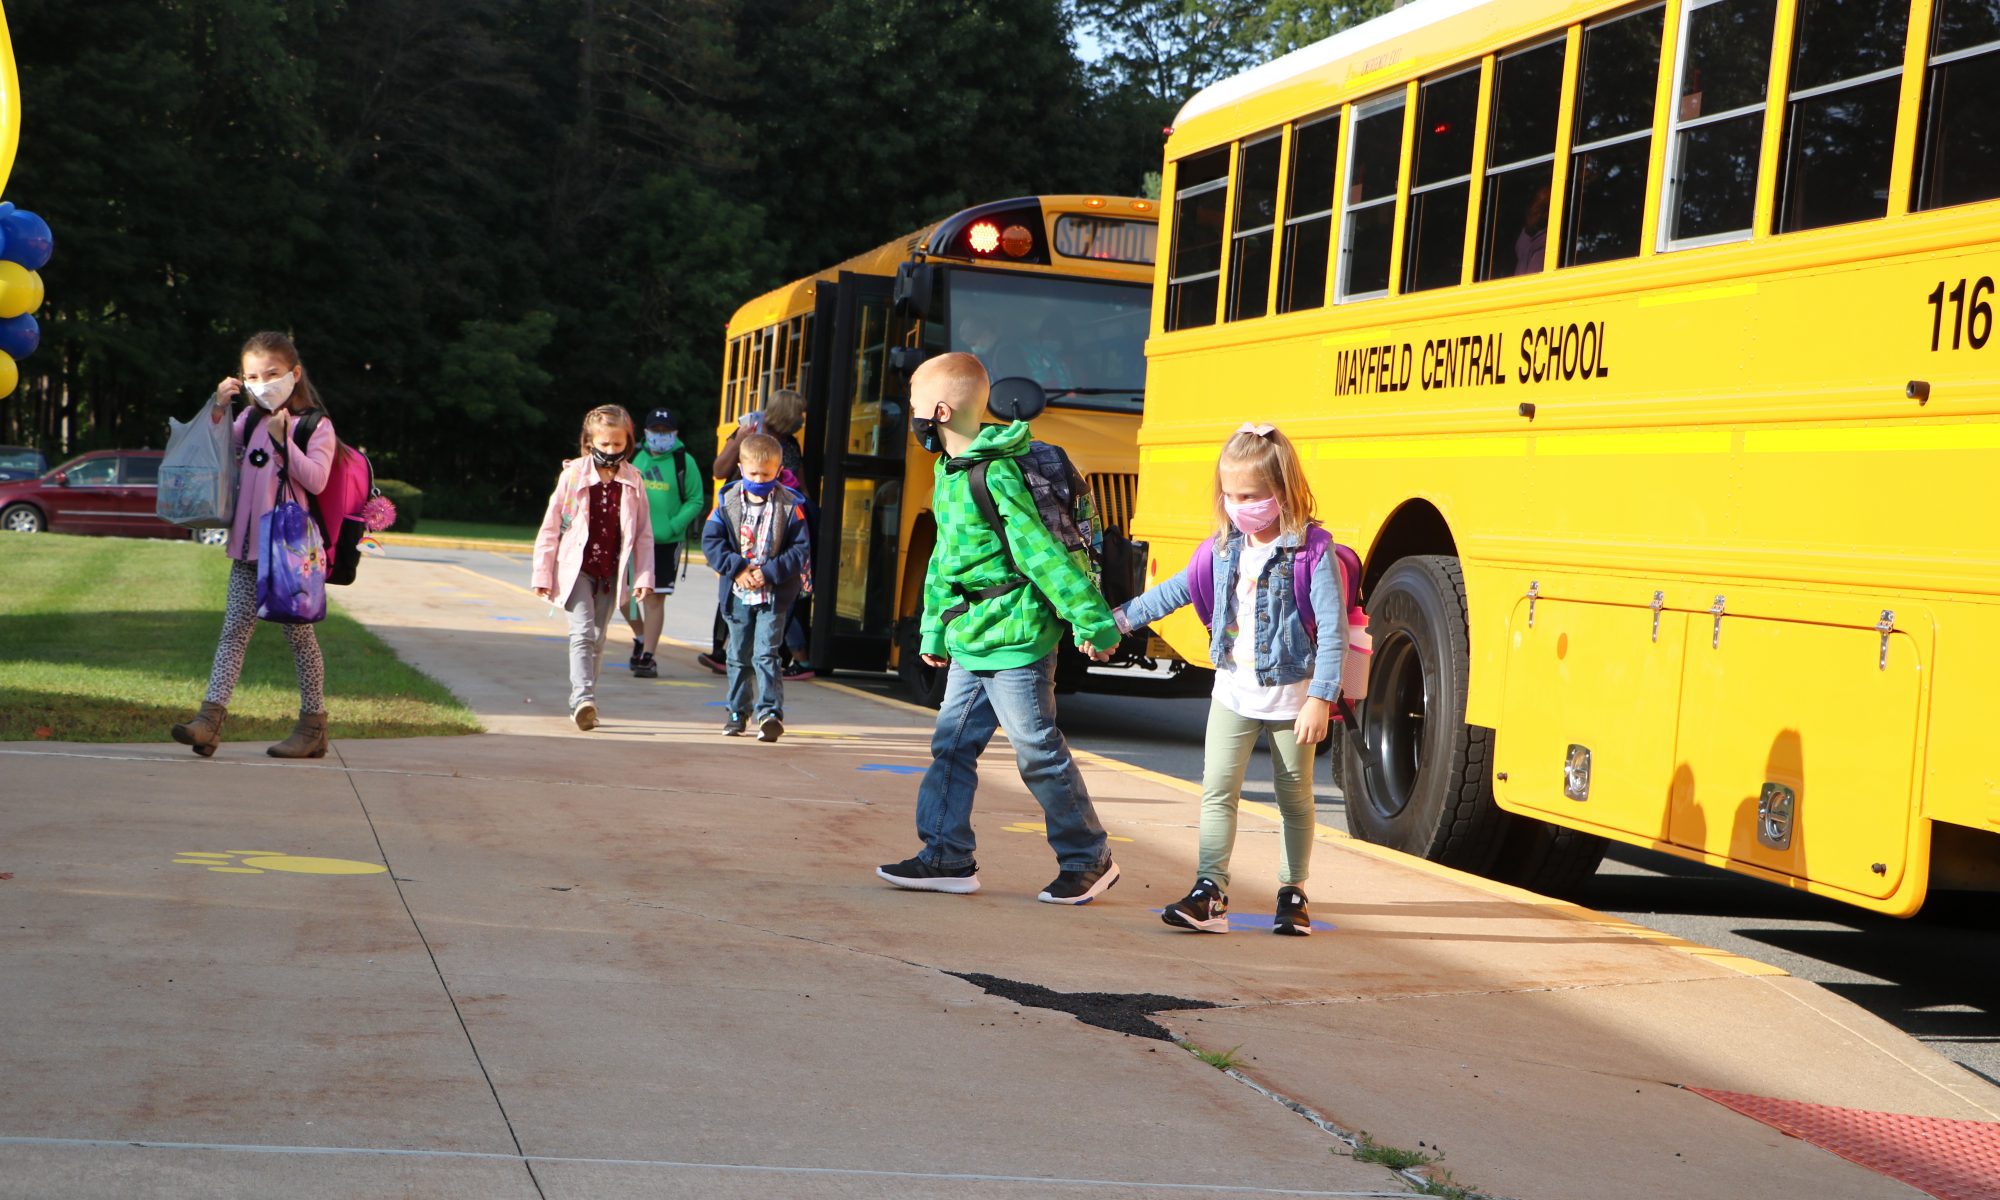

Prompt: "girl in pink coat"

[533,405,656,730]
[170,332,343,760]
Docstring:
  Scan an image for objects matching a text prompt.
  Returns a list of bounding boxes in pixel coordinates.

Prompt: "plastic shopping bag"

[256,498,328,624]
[157,395,237,528]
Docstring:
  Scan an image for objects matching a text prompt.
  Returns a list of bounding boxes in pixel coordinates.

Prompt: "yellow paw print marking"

[1001,821,1132,843]
[653,680,714,688]
[785,730,856,740]
[173,850,387,876]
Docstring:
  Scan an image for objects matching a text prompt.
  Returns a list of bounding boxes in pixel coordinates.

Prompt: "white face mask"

[246,370,296,410]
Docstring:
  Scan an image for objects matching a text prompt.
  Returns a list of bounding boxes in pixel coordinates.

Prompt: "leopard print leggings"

[204,560,326,713]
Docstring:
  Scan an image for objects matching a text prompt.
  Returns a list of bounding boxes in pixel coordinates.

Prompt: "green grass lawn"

[0,535,482,743]
[411,519,539,544]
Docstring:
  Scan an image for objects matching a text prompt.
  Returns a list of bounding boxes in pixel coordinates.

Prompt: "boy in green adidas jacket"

[876,353,1123,905]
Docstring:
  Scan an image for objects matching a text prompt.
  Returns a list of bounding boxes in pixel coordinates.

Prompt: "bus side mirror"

[888,347,929,376]
[892,262,935,319]
[988,376,1047,422]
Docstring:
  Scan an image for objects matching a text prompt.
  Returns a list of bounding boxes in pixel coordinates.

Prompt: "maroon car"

[0,449,226,543]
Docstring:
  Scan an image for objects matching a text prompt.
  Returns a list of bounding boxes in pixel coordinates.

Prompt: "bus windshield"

[942,269,1147,412]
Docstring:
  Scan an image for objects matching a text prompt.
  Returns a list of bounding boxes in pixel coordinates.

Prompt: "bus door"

[808,272,910,672]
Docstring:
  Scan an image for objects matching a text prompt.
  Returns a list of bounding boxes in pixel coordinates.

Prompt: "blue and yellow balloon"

[0,201,50,397]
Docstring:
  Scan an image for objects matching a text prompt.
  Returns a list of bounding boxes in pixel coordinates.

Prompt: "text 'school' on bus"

[1139,0,2000,913]
[716,196,1215,706]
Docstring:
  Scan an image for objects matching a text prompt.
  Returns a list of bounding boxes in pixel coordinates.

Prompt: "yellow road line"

[815,671,1784,978]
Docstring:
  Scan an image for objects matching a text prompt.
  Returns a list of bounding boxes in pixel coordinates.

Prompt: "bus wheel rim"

[1362,629,1427,821]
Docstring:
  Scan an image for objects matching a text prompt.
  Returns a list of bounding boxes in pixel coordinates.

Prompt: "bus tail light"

[968,222,1001,254]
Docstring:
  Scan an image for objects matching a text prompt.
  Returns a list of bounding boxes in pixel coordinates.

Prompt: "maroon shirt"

[582,478,621,591]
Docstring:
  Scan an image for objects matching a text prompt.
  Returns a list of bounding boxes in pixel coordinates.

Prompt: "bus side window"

[1278,112,1340,313]
[1563,6,1664,266]
[1663,0,1779,247]
[1478,39,1566,280]
[1404,67,1481,293]
[1166,147,1232,331]
[1775,0,1906,232]
[1913,0,2000,211]
[1340,93,1407,300]
[1227,134,1284,321]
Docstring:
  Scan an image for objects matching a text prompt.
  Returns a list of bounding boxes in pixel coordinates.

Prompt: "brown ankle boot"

[170,701,228,758]
[267,711,329,759]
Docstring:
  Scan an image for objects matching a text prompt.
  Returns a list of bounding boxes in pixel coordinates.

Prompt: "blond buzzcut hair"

[739,432,784,469]
[1213,425,1316,543]
[910,351,989,413]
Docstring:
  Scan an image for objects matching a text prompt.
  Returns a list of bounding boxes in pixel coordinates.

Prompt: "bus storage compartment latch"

[892,262,936,318]
[1710,595,1726,648]
[1877,610,1895,670]
[1563,744,1592,802]
[1527,580,1539,628]
[1651,590,1665,642]
[1758,783,1797,851]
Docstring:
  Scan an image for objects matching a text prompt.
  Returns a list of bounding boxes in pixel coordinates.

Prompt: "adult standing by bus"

[624,408,706,679]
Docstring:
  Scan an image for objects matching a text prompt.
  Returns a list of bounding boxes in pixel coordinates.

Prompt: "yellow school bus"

[1137,0,2000,912]
[718,196,1193,704]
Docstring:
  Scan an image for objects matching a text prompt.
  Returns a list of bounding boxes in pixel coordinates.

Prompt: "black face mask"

[910,416,944,455]
[591,447,625,469]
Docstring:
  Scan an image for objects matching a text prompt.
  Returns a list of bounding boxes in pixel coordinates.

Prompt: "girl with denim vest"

[1113,423,1344,935]
[170,332,346,760]
[531,405,656,731]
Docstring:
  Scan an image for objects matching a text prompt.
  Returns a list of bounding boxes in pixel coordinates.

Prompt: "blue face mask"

[741,477,779,499]
[645,432,679,454]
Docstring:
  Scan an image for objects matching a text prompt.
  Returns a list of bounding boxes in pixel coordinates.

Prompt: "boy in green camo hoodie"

[876,353,1124,905]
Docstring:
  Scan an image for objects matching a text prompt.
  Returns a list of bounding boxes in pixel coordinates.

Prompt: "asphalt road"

[413,542,2000,1093]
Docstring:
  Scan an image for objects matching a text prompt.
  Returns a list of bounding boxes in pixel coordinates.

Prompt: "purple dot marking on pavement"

[489,616,525,622]
[857,764,927,775]
[1150,908,1336,933]
[705,701,731,708]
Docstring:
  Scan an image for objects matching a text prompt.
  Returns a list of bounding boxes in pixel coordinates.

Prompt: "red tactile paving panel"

[1689,1087,2000,1200]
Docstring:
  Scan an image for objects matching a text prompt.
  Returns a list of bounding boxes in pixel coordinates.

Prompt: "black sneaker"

[1162,877,1229,932]
[782,663,816,681]
[1038,859,1120,905]
[632,653,658,679]
[757,715,784,742]
[876,855,980,894]
[1274,885,1312,936]
[721,713,747,736]
[629,638,645,668]
[696,652,726,676]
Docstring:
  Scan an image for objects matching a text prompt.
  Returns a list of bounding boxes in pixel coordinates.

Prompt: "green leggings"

[1199,699,1318,889]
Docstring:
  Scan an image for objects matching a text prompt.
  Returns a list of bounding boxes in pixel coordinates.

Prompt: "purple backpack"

[1188,525,1359,640]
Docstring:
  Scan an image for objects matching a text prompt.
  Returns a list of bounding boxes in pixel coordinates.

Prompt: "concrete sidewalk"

[1,554,1994,1199]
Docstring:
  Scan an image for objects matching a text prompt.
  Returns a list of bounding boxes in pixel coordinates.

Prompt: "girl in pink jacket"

[170,332,343,760]
[533,405,656,730]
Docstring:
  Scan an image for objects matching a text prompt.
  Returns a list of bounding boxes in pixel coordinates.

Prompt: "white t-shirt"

[1211,538,1309,721]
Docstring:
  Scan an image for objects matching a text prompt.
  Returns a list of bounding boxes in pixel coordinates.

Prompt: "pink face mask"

[1224,496,1281,535]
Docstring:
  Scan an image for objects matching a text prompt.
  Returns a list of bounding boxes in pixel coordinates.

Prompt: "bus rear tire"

[1491,818,1609,895]
[898,624,948,709]
[1340,554,1511,872]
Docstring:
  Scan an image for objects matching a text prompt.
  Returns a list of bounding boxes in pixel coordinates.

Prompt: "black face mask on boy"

[910,404,948,455]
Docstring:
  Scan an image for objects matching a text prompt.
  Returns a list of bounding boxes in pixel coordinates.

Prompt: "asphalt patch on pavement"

[950,971,1219,1040]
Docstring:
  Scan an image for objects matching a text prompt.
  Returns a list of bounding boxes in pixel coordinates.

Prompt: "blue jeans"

[724,598,788,721]
[916,653,1109,873]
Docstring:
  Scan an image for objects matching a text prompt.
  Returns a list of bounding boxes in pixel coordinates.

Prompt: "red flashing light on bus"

[999,224,1034,257]
[968,222,1001,254]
